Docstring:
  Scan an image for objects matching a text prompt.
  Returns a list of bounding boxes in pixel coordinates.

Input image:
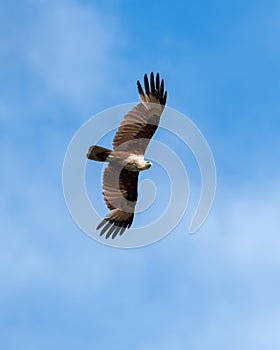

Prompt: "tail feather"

[87,145,112,162]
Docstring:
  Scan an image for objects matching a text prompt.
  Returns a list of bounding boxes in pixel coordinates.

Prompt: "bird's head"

[124,157,153,172]
[144,161,152,169]
[136,158,152,171]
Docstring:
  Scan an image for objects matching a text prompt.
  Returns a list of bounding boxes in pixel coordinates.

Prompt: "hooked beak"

[145,161,152,169]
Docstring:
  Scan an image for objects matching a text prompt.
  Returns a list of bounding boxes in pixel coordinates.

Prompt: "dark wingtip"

[111,225,122,239]
[137,80,144,97]
[159,79,164,100]
[100,221,111,236]
[96,219,107,231]
[97,216,134,238]
[150,72,155,93]
[163,91,167,105]
[144,73,150,95]
[138,72,167,105]
[119,226,126,236]
[156,73,160,90]
[105,224,116,239]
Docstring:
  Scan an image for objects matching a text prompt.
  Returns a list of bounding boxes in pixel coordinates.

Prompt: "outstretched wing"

[96,164,139,239]
[112,72,167,155]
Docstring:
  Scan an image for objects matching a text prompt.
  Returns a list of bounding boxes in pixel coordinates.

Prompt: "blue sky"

[1,0,280,349]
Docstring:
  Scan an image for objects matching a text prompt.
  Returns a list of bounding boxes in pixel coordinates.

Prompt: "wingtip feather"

[96,219,107,230]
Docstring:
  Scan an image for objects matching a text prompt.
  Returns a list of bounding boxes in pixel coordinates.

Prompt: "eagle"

[87,72,167,239]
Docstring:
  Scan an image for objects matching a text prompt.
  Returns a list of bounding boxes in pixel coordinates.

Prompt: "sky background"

[1,0,280,349]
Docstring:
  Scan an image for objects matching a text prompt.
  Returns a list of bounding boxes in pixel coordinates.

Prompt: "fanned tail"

[87,145,112,162]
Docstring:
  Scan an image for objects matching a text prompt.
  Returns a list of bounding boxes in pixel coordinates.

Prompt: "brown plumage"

[113,73,167,154]
[87,72,167,238]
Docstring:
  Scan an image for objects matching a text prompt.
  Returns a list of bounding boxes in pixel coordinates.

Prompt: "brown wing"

[96,163,139,239]
[112,72,167,155]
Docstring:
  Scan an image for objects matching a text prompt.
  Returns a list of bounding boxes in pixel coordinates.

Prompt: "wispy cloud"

[1,0,280,349]
[1,0,123,123]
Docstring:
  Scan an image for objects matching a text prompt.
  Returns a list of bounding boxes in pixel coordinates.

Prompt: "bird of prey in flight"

[87,72,167,239]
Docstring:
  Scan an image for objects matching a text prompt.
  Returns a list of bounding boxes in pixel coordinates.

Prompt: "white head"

[124,155,153,171]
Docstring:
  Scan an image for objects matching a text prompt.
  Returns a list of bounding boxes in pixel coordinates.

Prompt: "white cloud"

[27,1,118,100]
[1,0,124,119]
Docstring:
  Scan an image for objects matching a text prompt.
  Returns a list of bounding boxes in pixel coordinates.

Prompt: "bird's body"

[87,73,167,239]
[87,146,152,172]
